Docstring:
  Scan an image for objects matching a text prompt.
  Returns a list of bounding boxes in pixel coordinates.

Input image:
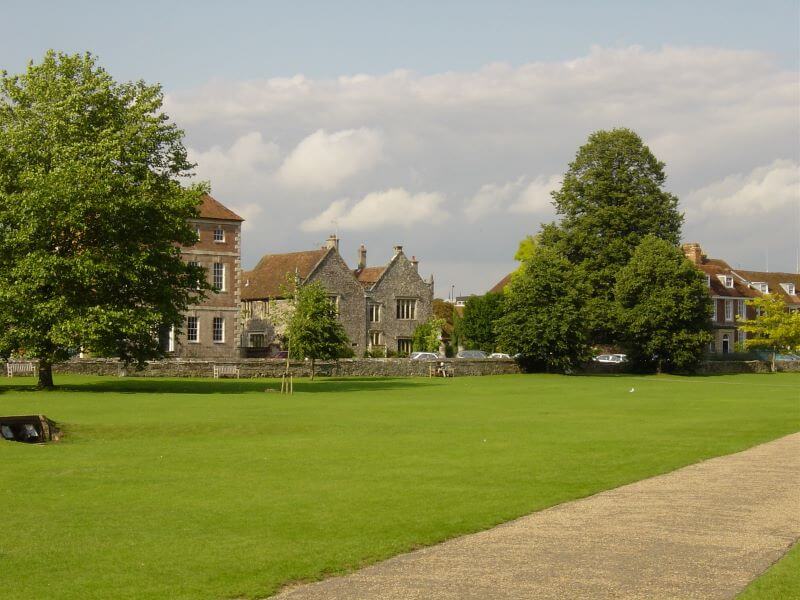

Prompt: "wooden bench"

[6,362,37,378]
[212,364,240,379]
[429,363,454,378]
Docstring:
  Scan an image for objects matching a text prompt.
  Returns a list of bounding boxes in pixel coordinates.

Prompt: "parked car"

[456,350,488,359]
[489,352,511,359]
[410,352,439,360]
[273,350,289,359]
[593,353,627,364]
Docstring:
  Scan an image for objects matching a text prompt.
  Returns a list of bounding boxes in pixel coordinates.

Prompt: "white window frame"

[212,317,225,343]
[187,317,199,343]
[213,225,225,243]
[369,303,381,323]
[711,300,717,321]
[327,295,340,313]
[753,282,768,293]
[396,298,417,320]
[167,325,175,352]
[705,274,711,287]
[248,332,266,348]
[213,262,225,291]
[725,299,734,322]
[781,282,796,296]
[737,300,745,319]
[369,330,383,347]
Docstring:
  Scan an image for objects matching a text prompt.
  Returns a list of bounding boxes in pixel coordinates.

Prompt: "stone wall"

[40,357,521,378]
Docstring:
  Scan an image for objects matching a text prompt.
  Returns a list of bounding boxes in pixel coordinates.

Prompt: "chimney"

[682,242,703,265]
[326,234,340,252]
[358,244,367,270]
[393,244,403,256]
[410,255,419,272]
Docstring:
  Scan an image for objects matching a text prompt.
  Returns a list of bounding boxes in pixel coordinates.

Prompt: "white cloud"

[189,131,279,178]
[465,179,523,221]
[301,188,448,232]
[684,159,800,218]
[509,175,562,214]
[277,128,383,191]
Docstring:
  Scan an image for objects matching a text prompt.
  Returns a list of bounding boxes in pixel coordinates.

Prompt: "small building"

[169,193,244,358]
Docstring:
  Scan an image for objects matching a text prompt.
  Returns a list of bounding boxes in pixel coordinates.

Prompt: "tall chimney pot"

[358,244,367,270]
[326,234,340,252]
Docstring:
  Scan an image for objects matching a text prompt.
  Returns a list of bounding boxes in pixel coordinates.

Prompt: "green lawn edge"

[738,542,800,599]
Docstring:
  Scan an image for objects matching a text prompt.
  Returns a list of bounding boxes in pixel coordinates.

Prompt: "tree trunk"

[310,358,315,381]
[771,352,776,373]
[38,360,54,389]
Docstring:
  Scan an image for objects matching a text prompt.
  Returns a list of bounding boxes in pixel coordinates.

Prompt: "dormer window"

[214,226,225,242]
[705,274,711,287]
[717,274,733,289]
[781,283,796,296]
[753,282,769,293]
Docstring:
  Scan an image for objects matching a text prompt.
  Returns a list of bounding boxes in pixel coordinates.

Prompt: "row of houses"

[170,194,434,359]
[489,242,800,355]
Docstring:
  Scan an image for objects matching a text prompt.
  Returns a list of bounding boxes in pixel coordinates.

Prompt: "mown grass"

[738,542,800,599]
[1,373,798,599]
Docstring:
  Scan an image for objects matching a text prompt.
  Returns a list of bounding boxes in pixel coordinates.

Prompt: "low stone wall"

[697,360,770,374]
[43,357,521,378]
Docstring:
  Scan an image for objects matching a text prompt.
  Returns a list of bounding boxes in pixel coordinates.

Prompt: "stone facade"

[241,236,433,358]
[172,194,243,359]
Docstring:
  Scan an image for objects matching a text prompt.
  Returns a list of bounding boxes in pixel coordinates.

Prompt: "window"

[397,338,412,355]
[717,275,733,288]
[188,261,201,290]
[705,274,711,287]
[327,295,339,312]
[725,299,734,322]
[754,282,769,293]
[781,283,796,296]
[396,298,417,320]
[214,226,225,242]
[369,331,383,347]
[721,333,730,354]
[711,300,717,321]
[212,317,224,343]
[737,300,745,318]
[187,317,199,342]
[167,326,175,352]
[249,333,266,348]
[368,303,381,323]
[213,263,225,291]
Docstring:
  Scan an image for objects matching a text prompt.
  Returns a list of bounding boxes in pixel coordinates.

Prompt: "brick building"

[169,193,244,358]
[241,236,434,357]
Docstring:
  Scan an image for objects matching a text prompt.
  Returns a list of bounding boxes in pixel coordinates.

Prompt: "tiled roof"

[489,273,513,294]
[196,193,244,222]
[734,270,800,306]
[242,249,328,300]
[354,266,386,288]
[695,262,758,299]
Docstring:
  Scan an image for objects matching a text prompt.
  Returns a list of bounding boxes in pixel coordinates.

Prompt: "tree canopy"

[286,281,350,379]
[495,246,590,372]
[412,316,446,353]
[0,51,208,387]
[459,292,504,353]
[738,294,800,371]
[614,236,712,372]
[543,128,683,340]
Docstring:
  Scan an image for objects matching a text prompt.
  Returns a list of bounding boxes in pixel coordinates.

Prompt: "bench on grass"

[213,364,240,379]
[6,362,37,378]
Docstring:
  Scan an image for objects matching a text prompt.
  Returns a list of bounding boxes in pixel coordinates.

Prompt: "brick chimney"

[410,255,419,272]
[325,234,340,252]
[682,242,703,265]
[357,244,367,270]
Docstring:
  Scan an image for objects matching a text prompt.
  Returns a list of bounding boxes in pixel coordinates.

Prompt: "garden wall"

[40,357,521,378]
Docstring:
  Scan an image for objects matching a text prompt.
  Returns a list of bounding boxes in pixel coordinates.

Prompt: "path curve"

[274,433,800,599]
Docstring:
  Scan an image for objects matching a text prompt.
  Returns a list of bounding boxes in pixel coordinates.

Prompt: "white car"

[593,353,628,364]
[489,353,511,359]
[410,352,439,360]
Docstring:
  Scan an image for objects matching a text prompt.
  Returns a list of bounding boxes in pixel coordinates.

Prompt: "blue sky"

[3,1,799,292]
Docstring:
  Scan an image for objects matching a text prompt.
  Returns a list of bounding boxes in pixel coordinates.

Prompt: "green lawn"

[738,543,800,599]
[1,373,798,599]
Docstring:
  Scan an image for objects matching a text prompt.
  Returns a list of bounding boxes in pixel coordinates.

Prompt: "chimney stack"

[358,244,367,270]
[682,242,703,265]
[393,244,403,256]
[410,255,419,272]
[326,234,340,252]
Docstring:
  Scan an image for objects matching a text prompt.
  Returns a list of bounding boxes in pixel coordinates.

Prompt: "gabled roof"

[694,261,758,299]
[354,266,386,288]
[734,270,800,306]
[489,273,513,294]
[242,249,328,300]
[196,193,244,222]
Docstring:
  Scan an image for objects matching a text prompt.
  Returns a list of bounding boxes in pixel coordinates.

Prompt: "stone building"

[241,236,434,357]
[169,193,244,358]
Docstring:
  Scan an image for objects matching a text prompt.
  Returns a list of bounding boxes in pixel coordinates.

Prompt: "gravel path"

[274,433,800,599]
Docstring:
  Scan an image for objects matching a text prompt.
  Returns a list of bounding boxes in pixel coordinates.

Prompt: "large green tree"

[460,292,504,353]
[738,294,800,371]
[615,236,712,372]
[495,246,591,372]
[0,51,209,388]
[543,128,683,342]
[412,316,446,353]
[286,281,350,379]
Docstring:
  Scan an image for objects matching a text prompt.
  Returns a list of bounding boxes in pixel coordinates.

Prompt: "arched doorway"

[722,334,730,354]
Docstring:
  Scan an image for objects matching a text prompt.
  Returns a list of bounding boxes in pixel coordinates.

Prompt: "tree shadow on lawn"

[0,377,430,395]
